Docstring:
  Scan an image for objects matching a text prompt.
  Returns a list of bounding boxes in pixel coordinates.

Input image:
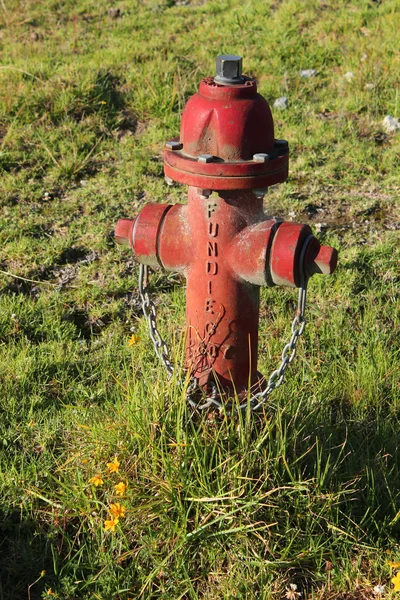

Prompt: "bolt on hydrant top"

[214,54,244,85]
[163,54,289,190]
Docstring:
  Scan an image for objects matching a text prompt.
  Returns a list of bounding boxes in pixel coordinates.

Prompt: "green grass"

[0,0,399,598]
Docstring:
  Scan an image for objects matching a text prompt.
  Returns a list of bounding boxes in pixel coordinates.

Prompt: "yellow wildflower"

[389,561,400,568]
[40,570,46,577]
[392,571,400,591]
[104,517,119,531]
[114,481,127,496]
[109,502,126,519]
[107,457,120,473]
[128,333,141,347]
[88,475,104,486]
[82,458,89,464]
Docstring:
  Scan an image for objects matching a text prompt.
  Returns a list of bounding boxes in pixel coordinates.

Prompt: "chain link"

[138,236,311,413]
[138,265,175,377]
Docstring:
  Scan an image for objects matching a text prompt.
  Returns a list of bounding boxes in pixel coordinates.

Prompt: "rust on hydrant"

[115,55,337,397]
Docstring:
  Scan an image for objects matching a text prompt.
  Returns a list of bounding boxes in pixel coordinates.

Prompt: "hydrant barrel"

[185,188,264,390]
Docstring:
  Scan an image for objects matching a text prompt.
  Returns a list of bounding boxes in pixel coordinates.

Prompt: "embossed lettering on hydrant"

[205,200,219,311]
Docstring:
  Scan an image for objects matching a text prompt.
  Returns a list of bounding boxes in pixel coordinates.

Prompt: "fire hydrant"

[115,55,337,407]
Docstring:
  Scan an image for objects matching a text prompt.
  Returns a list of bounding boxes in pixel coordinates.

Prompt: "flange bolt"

[165,141,183,151]
[253,153,270,163]
[198,154,214,163]
[274,139,289,153]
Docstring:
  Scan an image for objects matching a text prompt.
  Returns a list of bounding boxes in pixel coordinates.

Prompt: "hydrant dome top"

[180,79,275,162]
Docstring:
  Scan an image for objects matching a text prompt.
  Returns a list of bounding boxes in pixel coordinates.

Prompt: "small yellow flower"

[104,517,119,531]
[100,100,107,104]
[392,571,400,591]
[128,333,141,347]
[109,502,126,519]
[114,481,127,496]
[107,457,120,473]
[46,590,55,597]
[40,570,46,577]
[88,475,104,486]
[82,458,89,464]
[389,561,400,569]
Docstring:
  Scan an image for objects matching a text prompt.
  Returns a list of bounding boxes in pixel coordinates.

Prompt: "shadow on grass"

[0,509,56,600]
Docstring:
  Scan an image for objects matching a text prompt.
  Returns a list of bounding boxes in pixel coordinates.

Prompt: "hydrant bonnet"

[164,55,288,190]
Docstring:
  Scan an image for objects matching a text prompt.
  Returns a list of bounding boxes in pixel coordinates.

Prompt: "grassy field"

[0,0,399,598]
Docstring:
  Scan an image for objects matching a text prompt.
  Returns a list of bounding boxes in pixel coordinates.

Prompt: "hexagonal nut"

[274,139,289,153]
[197,188,211,199]
[253,153,270,163]
[198,154,214,163]
[215,54,243,84]
[165,141,183,151]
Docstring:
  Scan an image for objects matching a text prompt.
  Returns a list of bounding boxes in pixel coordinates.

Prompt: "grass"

[0,0,399,598]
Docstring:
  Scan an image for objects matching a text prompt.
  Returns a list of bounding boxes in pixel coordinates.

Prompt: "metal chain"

[138,264,175,377]
[138,237,311,413]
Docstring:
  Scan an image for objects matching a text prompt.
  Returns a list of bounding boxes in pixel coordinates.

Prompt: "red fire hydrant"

[116,55,337,408]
